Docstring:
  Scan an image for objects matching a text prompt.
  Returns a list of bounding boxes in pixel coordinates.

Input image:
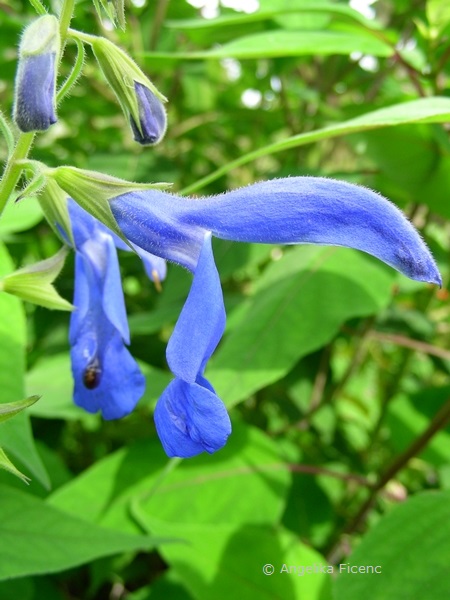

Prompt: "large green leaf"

[334,491,450,600]
[181,97,450,194]
[0,242,49,487]
[208,246,395,407]
[49,422,291,533]
[0,484,167,581]
[136,518,333,600]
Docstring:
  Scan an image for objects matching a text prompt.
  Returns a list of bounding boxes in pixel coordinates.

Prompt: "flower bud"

[90,36,167,145]
[13,15,60,132]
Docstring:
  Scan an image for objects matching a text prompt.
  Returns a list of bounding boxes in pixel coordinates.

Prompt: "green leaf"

[426,0,450,37]
[0,242,49,487]
[0,447,30,484]
[334,490,450,600]
[49,422,291,533]
[0,196,43,235]
[136,519,333,600]
[0,484,170,581]
[181,96,450,194]
[0,579,34,600]
[208,247,395,407]
[143,30,392,61]
[0,395,40,424]
[166,2,379,31]
[387,388,450,465]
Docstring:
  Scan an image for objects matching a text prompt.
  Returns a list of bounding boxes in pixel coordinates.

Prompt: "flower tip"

[154,379,232,458]
[131,82,167,146]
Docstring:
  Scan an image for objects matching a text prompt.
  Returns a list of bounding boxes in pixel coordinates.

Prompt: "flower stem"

[59,0,76,45]
[0,132,35,216]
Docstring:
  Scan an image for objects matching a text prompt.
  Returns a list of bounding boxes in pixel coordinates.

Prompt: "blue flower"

[107,177,441,457]
[68,199,163,419]
[130,82,167,146]
[13,15,59,133]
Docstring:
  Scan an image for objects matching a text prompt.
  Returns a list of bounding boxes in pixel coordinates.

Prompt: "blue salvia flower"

[104,177,441,457]
[68,199,165,419]
[13,15,60,133]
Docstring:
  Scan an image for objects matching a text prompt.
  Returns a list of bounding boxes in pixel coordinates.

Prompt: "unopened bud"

[90,36,167,145]
[13,15,60,132]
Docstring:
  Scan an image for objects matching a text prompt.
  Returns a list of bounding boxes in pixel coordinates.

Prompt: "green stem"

[29,0,47,15]
[56,37,85,103]
[68,28,98,45]
[0,133,35,216]
[59,0,76,45]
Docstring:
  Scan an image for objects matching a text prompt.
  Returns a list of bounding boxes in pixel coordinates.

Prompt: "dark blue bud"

[14,53,57,132]
[130,82,167,145]
[13,15,60,133]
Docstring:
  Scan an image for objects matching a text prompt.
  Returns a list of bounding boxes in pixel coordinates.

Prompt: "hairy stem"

[0,133,35,216]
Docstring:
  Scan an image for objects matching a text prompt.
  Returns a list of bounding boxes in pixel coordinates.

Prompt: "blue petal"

[191,178,442,286]
[99,233,130,344]
[130,82,167,146]
[69,252,93,345]
[139,249,167,283]
[167,233,225,382]
[69,201,130,343]
[69,198,167,285]
[14,53,57,132]
[71,325,145,420]
[154,378,231,458]
[110,177,441,285]
[69,199,145,419]
[111,190,205,271]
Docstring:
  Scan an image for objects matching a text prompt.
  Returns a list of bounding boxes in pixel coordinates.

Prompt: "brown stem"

[285,463,373,487]
[307,344,332,415]
[328,316,376,404]
[368,330,450,362]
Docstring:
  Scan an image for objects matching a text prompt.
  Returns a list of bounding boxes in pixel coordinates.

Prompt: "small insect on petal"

[83,358,102,390]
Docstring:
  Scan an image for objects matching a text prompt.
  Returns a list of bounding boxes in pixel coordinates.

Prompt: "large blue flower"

[68,200,165,419]
[106,177,441,457]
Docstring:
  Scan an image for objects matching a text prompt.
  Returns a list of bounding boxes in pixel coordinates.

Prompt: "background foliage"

[1,0,450,598]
